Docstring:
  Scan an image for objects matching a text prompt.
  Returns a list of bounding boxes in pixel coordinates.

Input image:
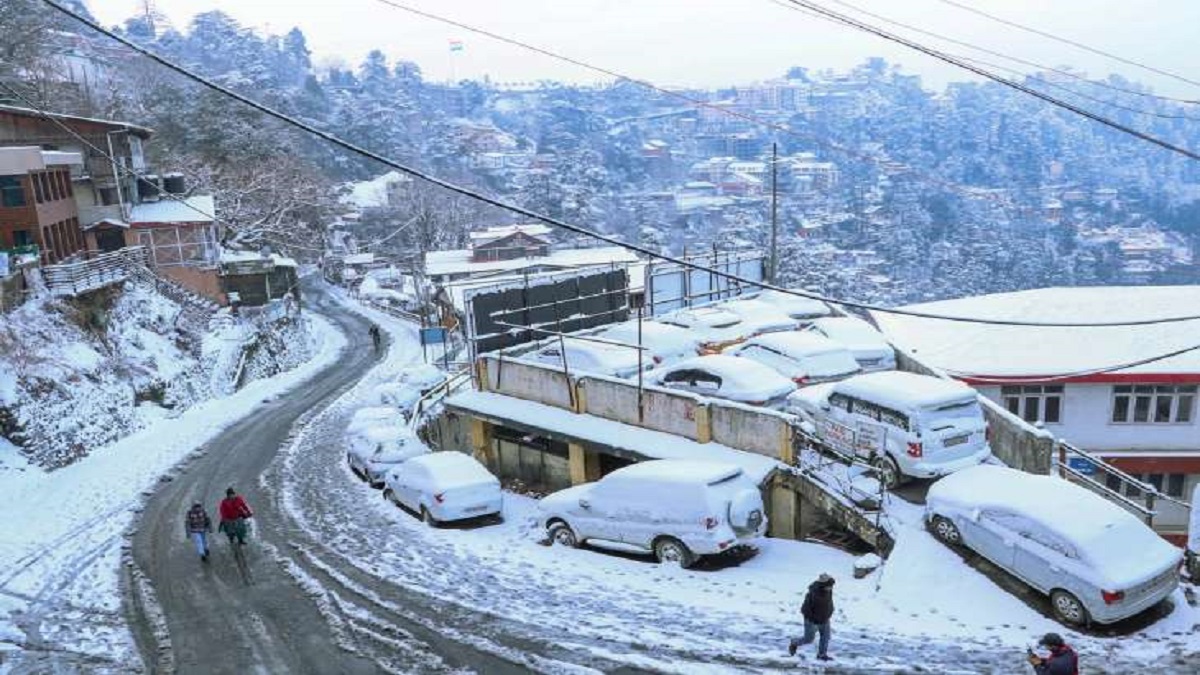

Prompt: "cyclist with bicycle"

[218,487,253,546]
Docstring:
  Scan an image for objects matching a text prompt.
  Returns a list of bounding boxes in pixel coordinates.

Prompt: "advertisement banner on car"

[854,421,885,459]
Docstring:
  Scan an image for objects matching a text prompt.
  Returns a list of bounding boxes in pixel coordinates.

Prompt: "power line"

[942,341,1200,384]
[779,0,1200,161]
[775,0,1200,109]
[934,0,1200,91]
[39,0,1200,329]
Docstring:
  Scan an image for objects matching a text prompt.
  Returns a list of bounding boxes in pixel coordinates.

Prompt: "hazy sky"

[88,0,1200,97]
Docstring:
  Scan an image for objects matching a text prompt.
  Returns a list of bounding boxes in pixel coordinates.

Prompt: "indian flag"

[449,39,464,52]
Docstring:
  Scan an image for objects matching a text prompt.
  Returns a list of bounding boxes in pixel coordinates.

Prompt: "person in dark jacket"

[788,573,835,660]
[218,487,253,545]
[184,502,212,562]
[1028,632,1079,675]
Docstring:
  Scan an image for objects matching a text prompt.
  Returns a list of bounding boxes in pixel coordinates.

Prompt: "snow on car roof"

[721,298,796,323]
[596,321,701,353]
[928,465,1180,584]
[753,289,832,317]
[661,305,741,327]
[356,424,412,443]
[834,371,975,410]
[808,316,889,344]
[605,459,742,485]
[661,354,789,390]
[741,331,846,358]
[869,286,1200,377]
[409,451,497,485]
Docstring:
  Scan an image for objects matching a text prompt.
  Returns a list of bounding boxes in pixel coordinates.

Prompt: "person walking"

[788,573,835,661]
[1028,633,1079,675]
[184,502,212,562]
[369,324,382,354]
[218,487,253,546]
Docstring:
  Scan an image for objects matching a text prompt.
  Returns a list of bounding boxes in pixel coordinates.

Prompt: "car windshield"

[919,399,982,431]
[800,350,859,377]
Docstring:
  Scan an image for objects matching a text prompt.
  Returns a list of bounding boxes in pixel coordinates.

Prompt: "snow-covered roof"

[425,246,640,278]
[0,104,153,137]
[219,250,297,267]
[834,371,977,410]
[870,286,1200,379]
[446,390,781,482]
[342,171,412,209]
[928,465,1180,587]
[468,223,553,244]
[128,195,215,224]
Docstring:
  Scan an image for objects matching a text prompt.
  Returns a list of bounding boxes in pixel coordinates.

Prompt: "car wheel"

[654,537,696,568]
[420,505,438,527]
[930,515,962,546]
[1050,589,1088,626]
[548,521,578,548]
[872,454,904,489]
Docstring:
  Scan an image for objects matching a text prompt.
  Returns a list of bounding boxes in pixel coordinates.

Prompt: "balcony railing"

[41,246,148,297]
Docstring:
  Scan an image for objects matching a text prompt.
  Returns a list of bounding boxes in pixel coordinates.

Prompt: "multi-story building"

[0,146,84,263]
[873,286,1200,538]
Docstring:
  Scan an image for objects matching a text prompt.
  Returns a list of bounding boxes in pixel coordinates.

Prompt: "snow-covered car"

[724,332,860,385]
[786,371,991,487]
[644,354,796,405]
[804,317,896,371]
[752,289,833,322]
[657,306,748,350]
[719,298,800,335]
[925,465,1182,626]
[592,320,702,367]
[383,452,503,525]
[540,459,767,568]
[398,364,448,395]
[524,337,647,377]
[347,406,404,435]
[373,382,421,419]
[346,424,429,487]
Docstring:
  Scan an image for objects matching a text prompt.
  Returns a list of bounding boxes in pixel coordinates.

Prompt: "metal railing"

[1054,441,1191,526]
[408,368,471,429]
[42,246,148,297]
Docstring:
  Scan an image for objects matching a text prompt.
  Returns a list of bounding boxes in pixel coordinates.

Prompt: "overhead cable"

[778,0,1200,160]
[941,341,1200,384]
[39,0,1200,328]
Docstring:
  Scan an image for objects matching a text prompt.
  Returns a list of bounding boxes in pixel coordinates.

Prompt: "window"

[1111,385,1197,423]
[829,392,853,412]
[1106,472,1188,499]
[0,176,26,208]
[12,229,33,247]
[1002,385,1063,424]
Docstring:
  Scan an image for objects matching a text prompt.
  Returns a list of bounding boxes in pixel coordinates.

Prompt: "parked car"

[786,371,991,487]
[926,464,1182,626]
[347,406,404,435]
[372,382,421,419]
[724,332,860,385]
[524,336,647,377]
[644,354,796,405]
[720,298,800,335]
[752,289,833,322]
[399,364,448,395]
[346,424,429,487]
[593,320,702,367]
[657,305,748,350]
[383,452,503,525]
[539,459,767,568]
[805,317,896,371]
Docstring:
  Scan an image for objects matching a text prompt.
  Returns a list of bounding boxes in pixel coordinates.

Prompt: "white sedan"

[720,298,800,335]
[805,317,896,371]
[657,306,748,349]
[383,452,503,526]
[724,332,860,385]
[346,424,429,487]
[752,289,833,322]
[592,320,701,367]
[524,336,646,377]
[644,354,796,405]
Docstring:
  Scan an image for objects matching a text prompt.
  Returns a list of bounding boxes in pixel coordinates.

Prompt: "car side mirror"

[579,499,591,509]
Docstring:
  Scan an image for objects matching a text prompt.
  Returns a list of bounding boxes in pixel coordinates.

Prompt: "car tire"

[548,521,578,548]
[930,515,962,547]
[654,537,696,568]
[1050,589,1089,626]
[420,506,438,527]
[872,454,905,489]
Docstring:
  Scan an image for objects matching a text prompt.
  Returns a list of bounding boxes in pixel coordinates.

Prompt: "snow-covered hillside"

[0,281,313,469]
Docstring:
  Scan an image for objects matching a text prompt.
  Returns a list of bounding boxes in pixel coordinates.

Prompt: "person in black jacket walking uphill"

[788,573,835,661]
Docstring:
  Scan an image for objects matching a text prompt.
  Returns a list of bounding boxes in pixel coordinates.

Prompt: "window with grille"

[1111,385,1196,424]
[1002,385,1063,424]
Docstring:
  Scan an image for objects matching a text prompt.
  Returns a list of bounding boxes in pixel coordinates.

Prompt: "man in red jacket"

[218,487,253,546]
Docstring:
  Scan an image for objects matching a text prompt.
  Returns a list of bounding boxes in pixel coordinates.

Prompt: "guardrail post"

[1145,492,1156,527]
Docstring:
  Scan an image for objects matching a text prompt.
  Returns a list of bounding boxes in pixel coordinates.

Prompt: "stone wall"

[709,400,792,459]
[577,375,705,441]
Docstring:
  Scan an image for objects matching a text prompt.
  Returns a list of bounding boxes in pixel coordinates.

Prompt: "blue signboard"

[1067,456,1095,475]
[420,327,448,345]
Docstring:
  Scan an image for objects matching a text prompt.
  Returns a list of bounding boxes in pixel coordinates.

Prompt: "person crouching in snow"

[788,573,835,661]
[184,502,212,562]
[1028,632,1078,675]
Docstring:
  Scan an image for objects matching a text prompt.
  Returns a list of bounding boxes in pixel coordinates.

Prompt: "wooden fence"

[42,247,148,297]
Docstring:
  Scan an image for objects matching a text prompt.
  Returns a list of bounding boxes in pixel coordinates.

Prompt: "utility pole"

[769,141,779,284]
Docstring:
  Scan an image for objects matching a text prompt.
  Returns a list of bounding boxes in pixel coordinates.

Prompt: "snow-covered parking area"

[278,296,1200,674]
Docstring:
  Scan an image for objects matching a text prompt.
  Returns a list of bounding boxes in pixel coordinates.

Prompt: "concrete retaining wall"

[479,355,575,410]
[577,376,705,441]
[709,401,791,459]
